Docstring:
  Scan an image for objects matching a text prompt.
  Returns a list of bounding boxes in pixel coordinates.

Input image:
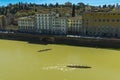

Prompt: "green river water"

[0,39,120,80]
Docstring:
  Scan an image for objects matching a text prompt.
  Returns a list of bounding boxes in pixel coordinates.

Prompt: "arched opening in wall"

[86,31,88,35]
[41,37,55,43]
[103,33,108,37]
[109,33,113,37]
[115,33,118,37]
[106,33,112,37]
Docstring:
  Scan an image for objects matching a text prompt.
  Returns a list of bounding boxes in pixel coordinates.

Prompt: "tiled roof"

[18,16,35,20]
[68,16,82,20]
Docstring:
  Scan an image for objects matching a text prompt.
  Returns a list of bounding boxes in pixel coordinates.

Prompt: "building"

[116,3,120,10]
[35,14,53,34]
[68,16,83,35]
[64,2,72,6]
[83,12,120,37]
[85,5,92,12]
[0,15,6,30]
[18,16,35,32]
[6,13,15,25]
[51,17,67,35]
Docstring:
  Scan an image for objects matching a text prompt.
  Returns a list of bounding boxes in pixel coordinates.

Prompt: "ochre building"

[83,12,120,37]
[68,16,83,35]
[0,15,6,30]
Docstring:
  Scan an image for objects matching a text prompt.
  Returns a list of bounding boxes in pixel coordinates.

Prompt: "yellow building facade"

[68,16,83,35]
[0,15,6,30]
[83,12,120,37]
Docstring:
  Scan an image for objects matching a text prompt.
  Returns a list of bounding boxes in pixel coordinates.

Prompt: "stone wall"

[0,33,120,48]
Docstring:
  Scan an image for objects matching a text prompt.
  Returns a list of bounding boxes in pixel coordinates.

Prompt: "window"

[107,19,109,22]
[112,19,115,22]
[113,13,115,15]
[94,19,97,22]
[103,19,105,22]
[117,19,119,22]
[99,19,101,22]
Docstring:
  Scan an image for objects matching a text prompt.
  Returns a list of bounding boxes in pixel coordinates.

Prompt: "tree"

[55,3,59,7]
[77,2,85,8]
[72,4,75,17]
[64,2,72,7]
[98,5,102,8]
[103,4,107,8]
[45,3,48,8]
[49,3,54,7]
[112,4,115,9]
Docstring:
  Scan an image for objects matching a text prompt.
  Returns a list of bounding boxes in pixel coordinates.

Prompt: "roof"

[53,17,67,20]
[18,16,35,20]
[0,15,6,18]
[35,12,51,14]
[68,16,82,20]
[83,12,120,14]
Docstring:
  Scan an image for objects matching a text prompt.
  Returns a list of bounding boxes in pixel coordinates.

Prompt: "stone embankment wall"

[0,33,120,48]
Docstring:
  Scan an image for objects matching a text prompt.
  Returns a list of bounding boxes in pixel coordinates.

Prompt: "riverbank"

[0,33,120,48]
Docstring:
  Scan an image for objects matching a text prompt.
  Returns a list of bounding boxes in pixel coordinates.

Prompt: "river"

[0,39,120,80]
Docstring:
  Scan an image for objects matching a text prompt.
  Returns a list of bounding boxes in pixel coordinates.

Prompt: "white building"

[51,17,67,35]
[35,13,67,35]
[35,14,53,34]
[18,16,35,32]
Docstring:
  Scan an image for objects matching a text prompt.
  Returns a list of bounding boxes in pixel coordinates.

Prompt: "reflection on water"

[0,40,120,80]
[42,64,91,72]
[42,64,75,72]
[38,48,52,52]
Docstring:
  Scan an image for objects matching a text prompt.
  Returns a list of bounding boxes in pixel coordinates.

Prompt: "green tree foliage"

[0,2,117,16]
[15,10,35,18]
[77,2,85,8]
[103,4,107,8]
[55,3,59,7]
[0,2,31,15]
